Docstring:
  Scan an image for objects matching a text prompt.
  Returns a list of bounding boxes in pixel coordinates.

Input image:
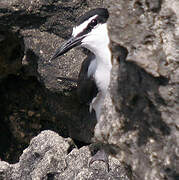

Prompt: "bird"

[50,8,128,170]
[50,8,112,121]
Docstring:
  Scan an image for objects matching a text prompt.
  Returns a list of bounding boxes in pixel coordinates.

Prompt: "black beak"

[50,36,84,61]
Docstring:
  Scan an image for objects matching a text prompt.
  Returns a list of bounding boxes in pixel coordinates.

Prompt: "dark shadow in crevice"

[164,167,179,180]
[73,139,90,149]
[112,45,171,146]
[0,0,97,164]
[0,48,96,163]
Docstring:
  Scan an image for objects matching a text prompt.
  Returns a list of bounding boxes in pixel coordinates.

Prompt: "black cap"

[76,8,109,25]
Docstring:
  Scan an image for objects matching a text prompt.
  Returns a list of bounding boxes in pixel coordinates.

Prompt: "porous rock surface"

[0,0,179,180]
[95,0,179,180]
[0,130,131,180]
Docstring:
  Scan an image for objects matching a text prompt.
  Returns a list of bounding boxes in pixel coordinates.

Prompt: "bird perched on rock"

[50,8,127,170]
[50,8,112,121]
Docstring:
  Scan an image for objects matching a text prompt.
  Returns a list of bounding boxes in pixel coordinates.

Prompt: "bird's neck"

[89,27,112,94]
[91,24,112,67]
[94,43,112,68]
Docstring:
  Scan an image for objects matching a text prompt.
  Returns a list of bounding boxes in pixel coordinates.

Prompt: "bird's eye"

[89,19,97,27]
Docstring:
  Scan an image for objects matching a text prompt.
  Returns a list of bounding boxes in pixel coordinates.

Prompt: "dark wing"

[77,52,98,104]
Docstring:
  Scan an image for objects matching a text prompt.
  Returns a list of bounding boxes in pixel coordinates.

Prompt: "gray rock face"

[0,130,132,180]
[105,0,179,78]
[0,0,178,179]
[95,0,179,179]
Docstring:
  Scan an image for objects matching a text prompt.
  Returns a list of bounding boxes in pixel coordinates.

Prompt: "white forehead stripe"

[72,15,98,37]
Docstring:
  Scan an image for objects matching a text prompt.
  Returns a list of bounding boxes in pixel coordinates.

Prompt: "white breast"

[94,63,111,94]
[87,56,112,94]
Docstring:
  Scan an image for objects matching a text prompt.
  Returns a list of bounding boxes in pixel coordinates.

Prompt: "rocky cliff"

[0,0,178,179]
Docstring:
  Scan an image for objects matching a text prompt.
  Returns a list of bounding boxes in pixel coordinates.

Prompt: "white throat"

[82,23,111,65]
[82,23,112,94]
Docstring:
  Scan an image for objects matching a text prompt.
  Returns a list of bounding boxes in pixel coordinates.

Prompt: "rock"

[95,1,179,179]
[0,0,179,179]
[0,0,101,163]
[95,56,179,179]
[96,61,179,178]
[0,130,133,180]
[104,0,179,77]
[0,74,96,163]
[0,0,103,92]
[146,0,162,12]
